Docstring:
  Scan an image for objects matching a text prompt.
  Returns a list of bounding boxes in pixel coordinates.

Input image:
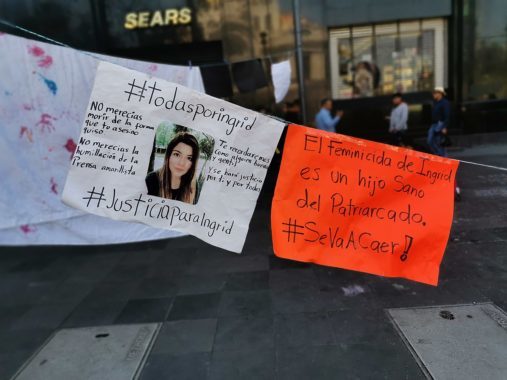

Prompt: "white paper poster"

[271,60,291,103]
[62,61,285,252]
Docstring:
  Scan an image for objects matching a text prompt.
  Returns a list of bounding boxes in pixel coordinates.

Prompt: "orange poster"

[271,125,459,285]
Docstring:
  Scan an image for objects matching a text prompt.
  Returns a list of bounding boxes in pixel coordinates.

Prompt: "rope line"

[457,160,507,172]
[1,20,506,172]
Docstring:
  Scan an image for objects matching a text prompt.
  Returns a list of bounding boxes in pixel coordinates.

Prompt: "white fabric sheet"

[0,32,205,245]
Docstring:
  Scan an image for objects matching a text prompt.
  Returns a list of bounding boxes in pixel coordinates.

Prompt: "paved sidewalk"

[1,141,506,379]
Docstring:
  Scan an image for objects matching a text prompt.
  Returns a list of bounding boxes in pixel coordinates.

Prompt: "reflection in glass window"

[463,0,507,100]
[330,19,446,99]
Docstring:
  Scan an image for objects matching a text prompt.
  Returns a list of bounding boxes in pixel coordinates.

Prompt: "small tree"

[156,122,174,149]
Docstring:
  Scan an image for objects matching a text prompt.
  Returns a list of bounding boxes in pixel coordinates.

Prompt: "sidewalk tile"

[140,353,210,380]
[269,268,319,291]
[0,350,35,380]
[271,288,340,314]
[131,276,178,299]
[328,309,394,343]
[276,345,345,380]
[274,312,335,347]
[218,290,271,317]
[209,348,275,380]
[176,274,227,295]
[151,319,217,355]
[224,271,269,291]
[269,255,311,270]
[0,328,52,353]
[10,302,77,330]
[167,293,221,320]
[115,297,173,324]
[61,300,128,328]
[213,316,274,352]
[187,254,268,275]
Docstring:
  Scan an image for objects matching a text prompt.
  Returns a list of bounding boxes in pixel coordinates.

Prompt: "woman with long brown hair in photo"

[145,132,200,204]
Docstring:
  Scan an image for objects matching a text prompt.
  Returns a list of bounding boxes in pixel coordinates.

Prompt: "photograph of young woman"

[145,132,199,204]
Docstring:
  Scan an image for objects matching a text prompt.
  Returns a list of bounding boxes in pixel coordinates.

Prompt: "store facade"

[1,0,506,140]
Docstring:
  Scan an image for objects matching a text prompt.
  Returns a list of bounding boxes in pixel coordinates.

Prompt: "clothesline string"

[454,160,507,172]
[0,19,68,47]
[0,19,108,62]
[1,19,506,172]
[266,116,507,171]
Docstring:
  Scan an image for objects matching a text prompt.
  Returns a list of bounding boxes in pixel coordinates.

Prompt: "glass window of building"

[329,19,447,98]
[463,0,507,100]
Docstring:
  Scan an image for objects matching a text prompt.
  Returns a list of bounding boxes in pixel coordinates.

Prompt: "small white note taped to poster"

[62,61,285,252]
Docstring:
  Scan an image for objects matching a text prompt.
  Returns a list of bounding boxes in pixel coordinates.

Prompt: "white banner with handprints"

[0,32,205,245]
[62,62,284,252]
